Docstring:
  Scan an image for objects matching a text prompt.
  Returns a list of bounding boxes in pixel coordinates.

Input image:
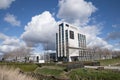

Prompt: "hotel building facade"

[56,22,87,62]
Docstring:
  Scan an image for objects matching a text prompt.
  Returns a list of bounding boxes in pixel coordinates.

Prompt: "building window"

[70,30,74,39]
[66,24,69,27]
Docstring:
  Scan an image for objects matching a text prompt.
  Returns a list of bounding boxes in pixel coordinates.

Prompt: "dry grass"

[0,66,36,80]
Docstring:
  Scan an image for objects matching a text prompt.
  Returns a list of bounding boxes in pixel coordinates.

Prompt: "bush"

[83,61,100,66]
[64,63,84,72]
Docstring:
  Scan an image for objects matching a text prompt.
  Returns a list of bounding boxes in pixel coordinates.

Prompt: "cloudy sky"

[0,0,120,54]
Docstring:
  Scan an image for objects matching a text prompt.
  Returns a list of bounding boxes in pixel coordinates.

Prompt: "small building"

[29,53,45,63]
[44,50,56,62]
[29,51,56,63]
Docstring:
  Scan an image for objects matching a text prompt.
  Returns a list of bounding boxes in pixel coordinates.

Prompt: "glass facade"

[78,33,86,61]
[78,33,86,48]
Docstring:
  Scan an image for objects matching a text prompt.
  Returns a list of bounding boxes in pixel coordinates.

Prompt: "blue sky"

[0,0,120,54]
[88,0,120,34]
[0,0,58,36]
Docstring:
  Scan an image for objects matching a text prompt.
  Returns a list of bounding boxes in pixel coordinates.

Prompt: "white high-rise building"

[56,22,86,62]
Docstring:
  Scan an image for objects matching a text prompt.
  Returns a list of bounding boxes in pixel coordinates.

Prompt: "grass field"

[98,58,120,66]
[34,66,120,80]
[35,68,63,77]
[0,62,38,72]
[34,66,67,78]
[0,57,120,80]
[68,68,120,80]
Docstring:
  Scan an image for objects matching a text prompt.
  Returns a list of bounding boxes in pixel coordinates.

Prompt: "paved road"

[85,66,120,70]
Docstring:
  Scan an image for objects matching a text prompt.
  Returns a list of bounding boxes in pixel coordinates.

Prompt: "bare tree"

[102,48,112,59]
[2,46,32,62]
[87,46,113,60]
[112,51,120,58]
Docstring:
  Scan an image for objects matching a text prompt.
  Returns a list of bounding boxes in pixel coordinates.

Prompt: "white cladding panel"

[57,22,86,62]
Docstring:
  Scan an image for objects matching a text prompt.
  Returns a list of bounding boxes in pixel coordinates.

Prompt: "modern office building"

[56,22,87,62]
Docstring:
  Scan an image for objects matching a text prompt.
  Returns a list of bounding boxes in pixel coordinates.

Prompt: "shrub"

[83,61,100,66]
[64,63,84,72]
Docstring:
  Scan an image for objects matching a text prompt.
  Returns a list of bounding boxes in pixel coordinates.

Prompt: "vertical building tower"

[56,22,86,62]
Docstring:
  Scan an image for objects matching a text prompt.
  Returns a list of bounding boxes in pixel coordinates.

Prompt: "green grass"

[34,65,68,79]
[35,68,64,78]
[0,62,38,72]
[68,68,120,80]
[98,58,120,66]
[15,64,38,72]
[41,65,65,70]
[35,66,120,80]
[1,61,120,80]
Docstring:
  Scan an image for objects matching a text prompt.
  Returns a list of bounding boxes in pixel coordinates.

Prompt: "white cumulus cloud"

[2,38,20,46]
[21,11,57,50]
[0,39,27,54]
[57,0,97,26]
[0,45,16,53]
[0,33,27,54]
[0,33,9,40]
[20,0,114,51]
[0,0,15,9]
[4,13,21,26]
[57,0,113,49]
